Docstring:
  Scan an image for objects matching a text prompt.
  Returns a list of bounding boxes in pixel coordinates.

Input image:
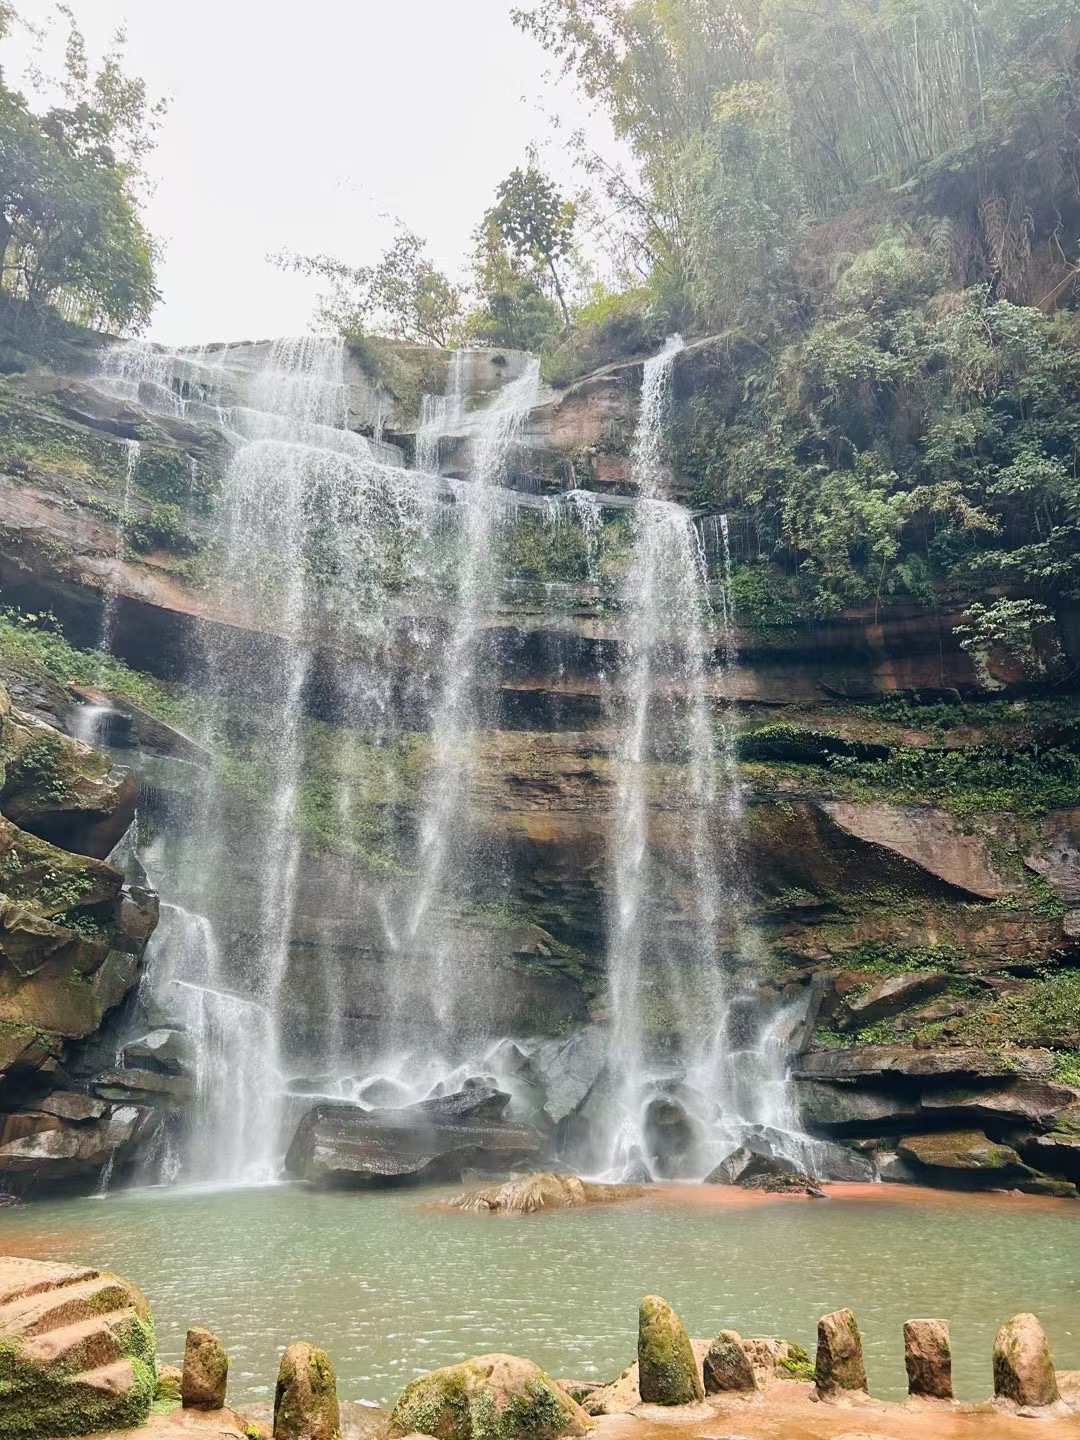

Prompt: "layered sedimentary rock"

[1,322,1078,1196]
[0,682,160,1190]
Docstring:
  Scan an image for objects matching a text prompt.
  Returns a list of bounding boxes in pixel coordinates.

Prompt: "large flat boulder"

[285,1085,544,1187]
[920,1080,1080,1129]
[840,971,950,1029]
[795,1045,1055,1083]
[897,1130,1032,1185]
[0,1255,156,1437]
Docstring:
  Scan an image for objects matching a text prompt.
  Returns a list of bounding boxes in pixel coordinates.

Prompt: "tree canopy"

[0,3,163,332]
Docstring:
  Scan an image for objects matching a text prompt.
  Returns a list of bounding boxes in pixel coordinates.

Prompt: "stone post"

[814,1308,867,1397]
[181,1326,228,1410]
[993,1314,1060,1408]
[274,1342,341,1440]
[637,1295,705,1405]
[903,1319,952,1399]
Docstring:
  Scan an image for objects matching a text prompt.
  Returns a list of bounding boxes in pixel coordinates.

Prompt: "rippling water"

[1,1184,1077,1407]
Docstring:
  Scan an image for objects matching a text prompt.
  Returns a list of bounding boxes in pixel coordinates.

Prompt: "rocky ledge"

[0,683,161,1194]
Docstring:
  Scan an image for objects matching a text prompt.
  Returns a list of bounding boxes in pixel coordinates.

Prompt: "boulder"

[121,1029,190,1077]
[1020,1126,1080,1182]
[741,1338,814,1384]
[814,1309,867,1397]
[155,1365,183,1406]
[840,971,950,1029]
[637,1295,704,1406]
[442,1173,645,1214]
[0,1255,156,1436]
[274,1342,340,1440]
[642,1096,703,1179]
[285,1087,543,1187]
[705,1138,818,1193]
[388,1354,591,1440]
[182,1326,228,1410]
[804,1137,876,1183]
[903,1319,952,1399]
[897,1130,1030,1184]
[0,692,137,859]
[0,1103,153,1183]
[993,1314,1060,1408]
[532,1028,607,1126]
[702,1331,757,1394]
[33,1091,107,1123]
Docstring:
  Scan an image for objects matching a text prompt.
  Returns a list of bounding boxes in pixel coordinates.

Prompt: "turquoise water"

[1,1183,1077,1408]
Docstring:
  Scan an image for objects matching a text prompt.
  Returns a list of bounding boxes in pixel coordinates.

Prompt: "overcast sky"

[5,1,615,345]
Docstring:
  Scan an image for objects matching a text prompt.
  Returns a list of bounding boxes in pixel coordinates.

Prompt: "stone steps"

[0,1256,155,1437]
[0,1274,136,1338]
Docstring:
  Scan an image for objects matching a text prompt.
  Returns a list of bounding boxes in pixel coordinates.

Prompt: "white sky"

[4,0,617,344]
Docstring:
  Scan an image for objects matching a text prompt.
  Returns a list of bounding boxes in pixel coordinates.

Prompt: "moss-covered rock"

[636,1296,704,1406]
[0,1256,156,1438]
[182,1326,228,1410]
[992,1313,1060,1408]
[273,1343,340,1440]
[814,1308,867,1397]
[702,1331,757,1394]
[389,1354,592,1440]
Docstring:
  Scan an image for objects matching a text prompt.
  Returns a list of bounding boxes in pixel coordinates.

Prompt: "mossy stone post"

[181,1327,228,1410]
[903,1319,952,1400]
[992,1314,1059,1408]
[637,1295,704,1405]
[274,1342,341,1440]
[814,1309,867,1397]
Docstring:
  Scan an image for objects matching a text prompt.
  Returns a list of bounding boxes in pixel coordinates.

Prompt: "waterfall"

[141,903,280,1186]
[388,359,541,1054]
[82,327,811,1190]
[592,336,797,1182]
[96,438,140,664]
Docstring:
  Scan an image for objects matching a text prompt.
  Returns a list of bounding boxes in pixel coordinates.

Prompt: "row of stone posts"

[171,1327,340,1440]
[814,1305,1061,1407]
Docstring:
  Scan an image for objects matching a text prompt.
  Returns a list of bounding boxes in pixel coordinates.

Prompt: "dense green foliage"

[514,0,1080,636]
[681,276,1080,620]
[0,4,162,331]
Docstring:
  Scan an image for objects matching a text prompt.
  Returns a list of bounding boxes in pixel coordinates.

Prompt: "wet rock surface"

[388,1353,592,1440]
[285,1086,544,1187]
[637,1296,704,1406]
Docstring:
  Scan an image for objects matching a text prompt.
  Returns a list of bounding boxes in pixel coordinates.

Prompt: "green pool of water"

[1,1183,1077,1408]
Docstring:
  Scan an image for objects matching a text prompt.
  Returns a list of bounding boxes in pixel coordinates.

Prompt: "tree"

[274,226,462,347]
[461,216,562,350]
[486,166,577,325]
[0,3,163,332]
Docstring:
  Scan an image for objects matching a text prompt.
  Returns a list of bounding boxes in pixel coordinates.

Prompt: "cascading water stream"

[594,336,806,1181]
[389,359,541,1054]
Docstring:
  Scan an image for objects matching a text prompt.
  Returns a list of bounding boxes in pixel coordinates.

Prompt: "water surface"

[1,1183,1076,1408]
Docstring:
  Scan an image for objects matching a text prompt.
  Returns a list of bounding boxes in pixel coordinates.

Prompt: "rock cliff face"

[0,680,160,1193]
[0,323,1077,1195]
